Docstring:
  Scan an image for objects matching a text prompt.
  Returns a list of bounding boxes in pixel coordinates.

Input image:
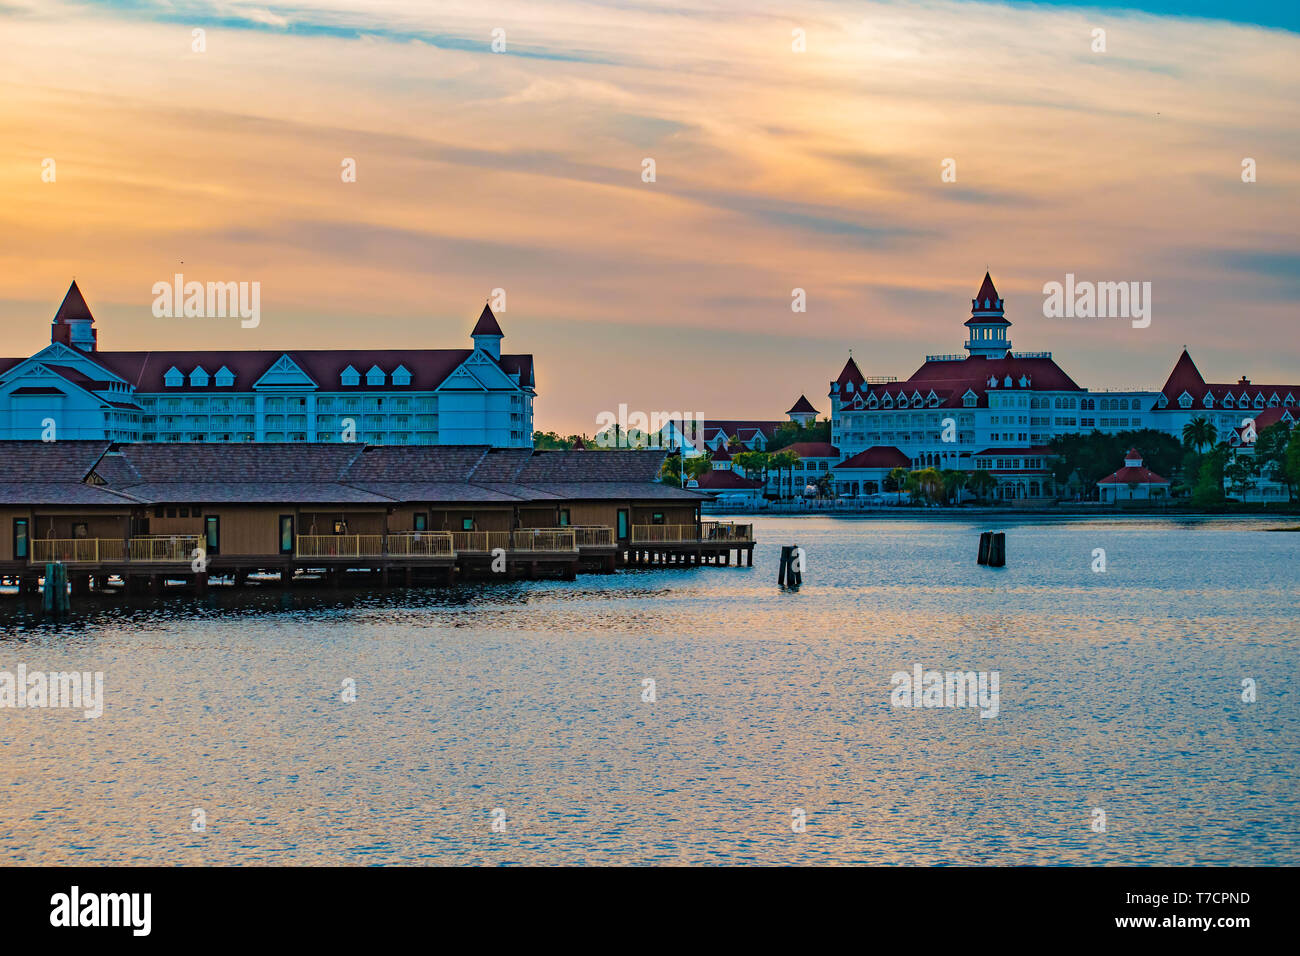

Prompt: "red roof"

[570,437,587,450]
[836,446,910,469]
[835,355,1082,413]
[833,356,866,393]
[786,394,818,415]
[1155,349,1298,410]
[1124,447,1141,459]
[966,271,1010,325]
[53,280,94,324]
[471,304,504,337]
[85,348,533,393]
[1098,465,1168,485]
[694,470,763,490]
[779,442,838,458]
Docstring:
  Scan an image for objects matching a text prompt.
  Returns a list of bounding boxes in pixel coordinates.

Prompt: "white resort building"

[0,283,535,447]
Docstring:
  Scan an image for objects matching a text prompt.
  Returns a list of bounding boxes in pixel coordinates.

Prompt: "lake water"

[1,515,1297,865]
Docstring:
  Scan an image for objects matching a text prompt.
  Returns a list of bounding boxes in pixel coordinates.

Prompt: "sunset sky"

[1,0,1297,434]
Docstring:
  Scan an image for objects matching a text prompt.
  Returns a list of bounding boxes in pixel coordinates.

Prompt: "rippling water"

[2,515,1297,865]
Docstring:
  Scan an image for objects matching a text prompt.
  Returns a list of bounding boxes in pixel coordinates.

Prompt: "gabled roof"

[1098,465,1169,485]
[1154,349,1298,411]
[87,349,534,393]
[778,442,839,458]
[471,304,504,337]
[836,446,910,470]
[694,470,763,490]
[832,356,866,392]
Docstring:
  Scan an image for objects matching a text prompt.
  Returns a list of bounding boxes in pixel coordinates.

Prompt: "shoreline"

[708,507,1298,523]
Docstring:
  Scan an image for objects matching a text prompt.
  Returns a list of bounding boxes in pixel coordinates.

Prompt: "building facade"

[826,272,1295,500]
[0,283,535,447]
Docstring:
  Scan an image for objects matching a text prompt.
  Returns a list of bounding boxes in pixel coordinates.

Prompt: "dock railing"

[129,534,204,563]
[632,522,754,544]
[510,529,578,552]
[296,534,385,558]
[385,531,454,557]
[631,524,698,543]
[702,520,753,543]
[30,538,127,564]
[451,531,513,553]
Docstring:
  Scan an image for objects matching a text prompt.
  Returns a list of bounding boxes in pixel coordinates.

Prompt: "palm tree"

[1183,416,1217,452]
[769,450,800,501]
[887,466,909,503]
[940,468,966,506]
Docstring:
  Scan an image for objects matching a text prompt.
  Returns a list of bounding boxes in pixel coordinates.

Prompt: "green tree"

[940,469,966,505]
[769,449,800,501]
[732,451,772,495]
[886,466,909,503]
[1183,416,1217,452]
[1254,422,1294,499]
[966,469,997,503]
[1192,444,1229,506]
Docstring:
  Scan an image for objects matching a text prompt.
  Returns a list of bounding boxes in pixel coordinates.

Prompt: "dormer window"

[215,366,234,387]
[1003,375,1013,387]
[988,376,998,388]
[391,364,412,386]
[1268,393,1280,406]
[1157,394,1168,408]
[1223,394,1234,408]
[366,365,386,386]
[341,365,360,387]
[1202,393,1213,407]
[882,395,893,409]
[1178,392,1192,409]
[867,394,879,409]
[1253,394,1264,408]
[911,391,924,405]
[1018,375,1029,387]
[963,390,978,408]
[846,382,854,393]
[897,395,908,409]
[164,366,183,387]
[190,366,209,387]
[1285,394,1296,406]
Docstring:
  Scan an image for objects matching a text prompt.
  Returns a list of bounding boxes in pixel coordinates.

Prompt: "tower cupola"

[963,271,1011,359]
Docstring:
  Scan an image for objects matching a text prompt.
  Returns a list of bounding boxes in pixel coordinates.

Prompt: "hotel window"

[164,367,184,387]
[414,513,428,531]
[652,512,665,524]
[461,518,474,531]
[558,510,570,526]
[166,507,177,518]
[13,519,28,559]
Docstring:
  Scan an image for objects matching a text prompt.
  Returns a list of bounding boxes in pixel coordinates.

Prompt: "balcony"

[385,532,454,557]
[631,521,753,544]
[29,535,202,564]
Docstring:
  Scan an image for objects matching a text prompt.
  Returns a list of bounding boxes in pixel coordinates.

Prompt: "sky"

[1,0,1297,435]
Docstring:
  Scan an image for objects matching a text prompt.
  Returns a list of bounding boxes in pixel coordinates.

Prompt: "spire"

[964,271,1010,357]
[471,302,504,359]
[472,303,504,337]
[50,279,98,351]
[54,280,94,324]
